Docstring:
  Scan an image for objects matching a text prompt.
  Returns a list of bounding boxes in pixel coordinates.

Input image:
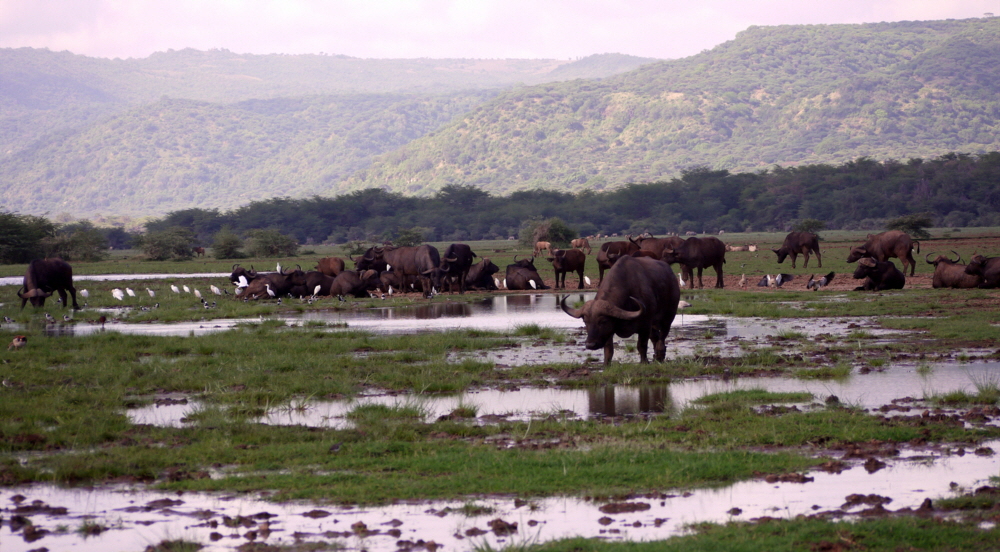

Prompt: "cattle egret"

[584,275,592,287]
[265,284,276,298]
[194,289,202,299]
[147,288,156,297]
[210,285,222,295]
[502,279,507,289]
[112,288,125,301]
[494,277,501,288]
[80,289,89,298]
[313,284,322,296]
[237,275,249,288]
[528,280,537,289]
[171,285,181,294]
[678,300,692,309]
[126,288,136,297]
[386,264,391,271]
[388,286,394,296]
[677,273,686,288]
[276,262,282,273]
[183,285,191,293]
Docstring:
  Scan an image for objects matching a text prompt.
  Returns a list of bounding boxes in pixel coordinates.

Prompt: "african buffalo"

[926,252,981,289]
[383,245,441,296]
[330,270,381,298]
[595,240,640,285]
[546,249,587,289]
[561,256,680,364]
[18,258,79,309]
[662,236,727,289]
[628,234,684,260]
[964,254,1000,288]
[853,258,905,291]
[290,271,337,297]
[316,257,346,277]
[428,243,477,294]
[505,257,547,290]
[353,247,389,273]
[773,231,821,269]
[192,247,205,257]
[847,230,919,276]
[242,266,308,299]
[466,258,500,290]
[571,238,592,255]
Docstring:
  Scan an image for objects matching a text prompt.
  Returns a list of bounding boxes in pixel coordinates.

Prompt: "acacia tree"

[886,213,934,240]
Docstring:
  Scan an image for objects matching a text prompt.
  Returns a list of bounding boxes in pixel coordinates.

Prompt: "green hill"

[338,18,1000,196]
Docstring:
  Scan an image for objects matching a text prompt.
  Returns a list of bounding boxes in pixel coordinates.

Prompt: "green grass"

[693,389,813,406]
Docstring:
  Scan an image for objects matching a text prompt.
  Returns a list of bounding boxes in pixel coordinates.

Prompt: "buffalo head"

[561,296,644,351]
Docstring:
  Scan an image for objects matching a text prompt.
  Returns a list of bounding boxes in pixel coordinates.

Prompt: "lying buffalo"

[547,249,587,289]
[330,270,381,298]
[465,258,500,290]
[846,230,919,276]
[18,258,79,309]
[773,231,821,269]
[926,252,980,289]
[662,236,726,289]
[316,257,346,277]
[596,241,639,285]
[505,257,547,290]
[428,243,477,294]
[242,266,307,299]
[853,258,905,291]
[964,254,1000,288]
[290,271,337,297]
[561,256,680,364]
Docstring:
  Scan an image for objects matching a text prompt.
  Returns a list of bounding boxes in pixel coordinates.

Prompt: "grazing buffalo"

[561,256,680,364]
[546,249,587,289]
[964,254,1000,288]
[330,270,381,298]
[773,231,821,269]
[628,235,684,260]
[429,244,477,294]
[571,238,592,255]
[926,252,981,289]
[192,247,205,257]
[533,241,551,257]
[243,266,308,299]
[662,236,727,289]
[316,257,346,277]
[596,240,640,285]
[466,258,500,290]
[853,258,905,291]
[847,230,919,276]
[18,258,79,309]
[505,257,547,290]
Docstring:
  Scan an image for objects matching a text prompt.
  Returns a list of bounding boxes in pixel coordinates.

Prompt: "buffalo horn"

[16,286,26,299]
[925,252,936,265]
[950,250,962,264]
[599,297,644,320]
[445,256,458,262]
[560,295,584,319]
[232,263,240,271]
[859,257,876,267]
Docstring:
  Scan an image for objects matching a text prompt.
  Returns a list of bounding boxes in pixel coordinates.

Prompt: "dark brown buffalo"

[964,255,1000,288]
[316,257,346,277]
[465,258,500,290]
[571,238,592,255]
[353,247,389,273]
[382,245,441,296]
[428,243,477,294]
[773,231,821,269]
[662,236,727,289]
[243,266,308,299]
[926,252,980,289]
[546,249,587,289]
[329,270,381,298]
[378,271,405,293]
[629,234,684,260]
[505,257,547,290]
[18,258,79,309]
[596,240,639,285]
[853,258,905,291]
[291,271,337,297]
[561,256,680,364]
[846,230,919,276]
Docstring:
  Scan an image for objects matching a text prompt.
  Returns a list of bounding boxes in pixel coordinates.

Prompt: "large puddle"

[130,361,1000,429]
[2,441,997,552]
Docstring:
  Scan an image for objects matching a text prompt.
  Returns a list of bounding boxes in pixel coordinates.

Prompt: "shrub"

[136,227,195,261]
[212,226,244,259]
[245,228,299,257]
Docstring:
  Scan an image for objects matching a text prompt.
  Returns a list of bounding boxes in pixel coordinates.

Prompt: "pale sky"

[1,0,996,60]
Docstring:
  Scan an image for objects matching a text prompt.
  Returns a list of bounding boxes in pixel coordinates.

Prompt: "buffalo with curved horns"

[562,255,679,364]
[964,254,1000,288]
[428,243,477,294]
[853,257,905,291]
[926,251,980,289]
[595,240,639,285]
[18,258,79,309]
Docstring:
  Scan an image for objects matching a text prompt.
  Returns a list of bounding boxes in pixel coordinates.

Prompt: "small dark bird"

[4,316,15,323]
[63,314,73,322]
[276,297,282,305]
[329,442,342,453]
[44,312,56,324]
[806,271,836,291]
[337,295,346,302]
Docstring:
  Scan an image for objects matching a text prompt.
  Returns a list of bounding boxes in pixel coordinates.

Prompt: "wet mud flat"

[2,440,997,552]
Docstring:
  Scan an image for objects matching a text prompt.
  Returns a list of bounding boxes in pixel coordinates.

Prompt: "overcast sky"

[1,0,996,61]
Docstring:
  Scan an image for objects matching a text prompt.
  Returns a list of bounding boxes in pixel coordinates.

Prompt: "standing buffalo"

[926,252,981,289]
[316,257,346,277]
[384,245,441,297]
[428,244,477,294]
[546,249,587,289]
[846,231,919,276]
[628,234,684,260]
[561,256,680,364]
[853,258,905,291]
[465,258,500,290]
[964,254,1000,288]
[18,258,79,309]
[773,231,821,269]
[571,238,592,255]
[662,236,727,289]
[595,240,639,285]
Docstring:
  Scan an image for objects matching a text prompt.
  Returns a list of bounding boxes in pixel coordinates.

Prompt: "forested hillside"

[343,18,1000,196]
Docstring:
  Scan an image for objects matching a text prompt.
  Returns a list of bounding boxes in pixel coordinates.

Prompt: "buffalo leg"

[696,267,704,289]
[603,341,615,365]
[714,264,724,289]
[636,330,650,363]
[815,249,822,268]
[651,327,666,362]
[577,269,585,289]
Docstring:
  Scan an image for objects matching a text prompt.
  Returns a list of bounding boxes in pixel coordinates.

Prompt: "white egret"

[111,288,125,301]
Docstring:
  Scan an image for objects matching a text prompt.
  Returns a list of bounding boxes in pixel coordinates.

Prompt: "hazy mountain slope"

[0,92,493,217]
[338,18,1000,197]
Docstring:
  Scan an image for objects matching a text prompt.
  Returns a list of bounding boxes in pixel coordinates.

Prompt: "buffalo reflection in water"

[587,386,675,417]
